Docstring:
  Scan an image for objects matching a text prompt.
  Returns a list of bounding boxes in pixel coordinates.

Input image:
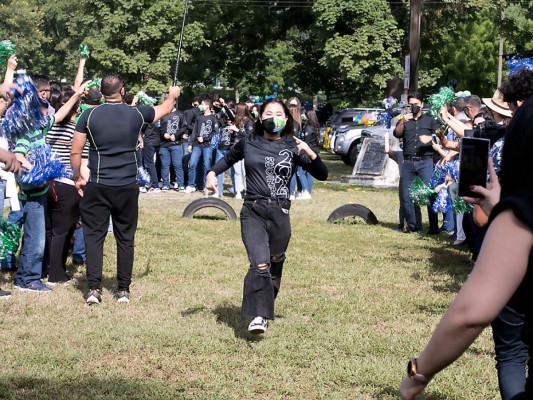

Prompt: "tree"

[0,0,48,74]
[313,0,404,105]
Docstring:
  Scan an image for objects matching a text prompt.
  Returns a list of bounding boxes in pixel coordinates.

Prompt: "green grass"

[0,155,499,399]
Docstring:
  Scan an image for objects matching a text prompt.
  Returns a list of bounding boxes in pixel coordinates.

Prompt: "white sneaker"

[235,192,242,199]
[298,190,312,200]
[184,186,196,194]
[289,194,295,201]
[139,186,147,193]
[248,316,268,334]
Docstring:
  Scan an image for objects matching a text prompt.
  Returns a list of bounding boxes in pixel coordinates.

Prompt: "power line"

[190,0,532,5]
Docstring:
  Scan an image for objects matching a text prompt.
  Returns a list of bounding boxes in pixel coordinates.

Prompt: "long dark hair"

[57,87,79,125]
[305,109,320,130]
[500,97,533,200]
[253,98,294,137]
[234,102,253,129]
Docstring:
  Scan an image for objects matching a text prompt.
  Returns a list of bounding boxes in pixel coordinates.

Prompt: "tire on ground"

[182,198,238,221]
[327,204,378,225]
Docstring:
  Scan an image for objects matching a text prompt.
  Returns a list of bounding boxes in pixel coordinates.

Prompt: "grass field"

[0,153,499,399]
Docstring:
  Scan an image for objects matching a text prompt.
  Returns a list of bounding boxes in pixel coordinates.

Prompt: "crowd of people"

[0,51,323,329]
[395,68,533,399]
[136,93,321,201]
[1,42,533,397]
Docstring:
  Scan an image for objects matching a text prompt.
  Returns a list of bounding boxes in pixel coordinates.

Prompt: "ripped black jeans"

[240,198,292,320]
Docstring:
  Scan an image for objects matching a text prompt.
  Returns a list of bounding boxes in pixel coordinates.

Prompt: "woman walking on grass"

[205,98,328,334]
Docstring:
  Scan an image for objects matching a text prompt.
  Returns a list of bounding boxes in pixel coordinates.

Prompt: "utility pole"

[497,9,505,87]
[409,0,422,92]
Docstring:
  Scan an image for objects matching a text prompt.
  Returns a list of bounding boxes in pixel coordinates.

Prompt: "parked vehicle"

[334,123,390,166]
[326,108,385,164]
[331,107,433,165]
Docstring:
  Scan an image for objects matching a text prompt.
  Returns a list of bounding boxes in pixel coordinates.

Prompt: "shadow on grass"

[212,303,263,343]
[374,385,450,400]
[425,243,471,294]
[189,215,232,221]
[0,376,186,399]
[180,305,206,316]
[68,256,152,300]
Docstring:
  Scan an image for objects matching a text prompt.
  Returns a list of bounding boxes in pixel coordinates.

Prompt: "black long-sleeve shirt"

[184,106,201,133]
[160,109,188,147]
[301,122,320,154]
[189,114,220,148]
[233,118,255,145]
[210,134,328,200]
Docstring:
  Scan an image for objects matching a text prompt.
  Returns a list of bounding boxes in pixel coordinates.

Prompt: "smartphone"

[432,134,438,144]
[458,137,490,198]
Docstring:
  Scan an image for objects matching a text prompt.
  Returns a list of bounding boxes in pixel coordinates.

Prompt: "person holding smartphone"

[393,92,441,234]
[400,97,533,400]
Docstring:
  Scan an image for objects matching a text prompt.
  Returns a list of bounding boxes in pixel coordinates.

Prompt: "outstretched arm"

[54,81,90,123]
[152,86,180,122]
[3,55,17,85]
[400,210,531,399]
[73,57,86,91]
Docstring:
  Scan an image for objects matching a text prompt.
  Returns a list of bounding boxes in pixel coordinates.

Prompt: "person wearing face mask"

[205,98,328,334]
[394,92,440,234]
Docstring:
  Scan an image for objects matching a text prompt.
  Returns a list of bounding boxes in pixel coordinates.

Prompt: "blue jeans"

[289,174,298,196]
[14,194,47,286]
[400,158,438,232]
[296,166,309,192]
[216,148,231,196]
[159,145,185,188]
[188,146,213,189]
[441,210,455,233]
[0,180,5,210]
[306,170,314,194]
[1,209,24,268]
[72,226,85,262]
[142,145,159,188]
[492,306,528,400]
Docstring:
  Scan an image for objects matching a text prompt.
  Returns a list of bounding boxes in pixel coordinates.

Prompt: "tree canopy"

[1,0,531,106]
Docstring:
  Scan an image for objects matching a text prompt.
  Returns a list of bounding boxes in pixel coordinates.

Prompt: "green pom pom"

[428,86,455,119]
[137,91,157,106]
[409,176,434,206]
[453,197,474,213]
[0,40,16,71]
[79,43,90,59]
[0,219,21,259]
[87,78,101,88]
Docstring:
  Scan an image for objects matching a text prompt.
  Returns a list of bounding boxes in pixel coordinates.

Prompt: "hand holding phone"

[458,137,490,198]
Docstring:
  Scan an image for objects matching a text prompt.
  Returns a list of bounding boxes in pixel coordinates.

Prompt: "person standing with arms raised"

[71,73,180,304]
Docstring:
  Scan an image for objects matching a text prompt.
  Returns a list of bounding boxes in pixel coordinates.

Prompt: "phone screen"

[458,137,490,198]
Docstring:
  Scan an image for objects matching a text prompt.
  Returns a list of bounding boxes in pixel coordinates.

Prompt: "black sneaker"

[116,290,130,304]
[0,288,11,298]
[86,289,102,305]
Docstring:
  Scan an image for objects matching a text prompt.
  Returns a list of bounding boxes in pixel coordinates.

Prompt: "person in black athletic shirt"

[71,72,181,305]
[206,98,328,334]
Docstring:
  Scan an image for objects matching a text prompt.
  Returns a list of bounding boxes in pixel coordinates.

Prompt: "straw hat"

[482,89,512,118]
